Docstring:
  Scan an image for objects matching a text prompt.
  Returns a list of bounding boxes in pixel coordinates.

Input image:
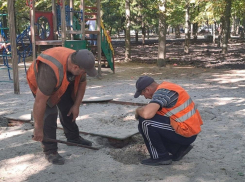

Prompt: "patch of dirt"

[109,134,149,165]
[112,36,245,69]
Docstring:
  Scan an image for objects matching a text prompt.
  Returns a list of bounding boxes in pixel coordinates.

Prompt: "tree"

[167,0,185,38]
[221,0,231,54]
[101,0,125,36]
[157,0,167,67]
[125,0,131,61]
[184,0,190,54]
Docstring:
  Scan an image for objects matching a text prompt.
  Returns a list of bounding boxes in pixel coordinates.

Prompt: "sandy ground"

[0,62,245,182]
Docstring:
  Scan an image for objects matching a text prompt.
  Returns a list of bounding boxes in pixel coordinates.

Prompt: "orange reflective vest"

[26,47,82,107]
[156,82,203,137]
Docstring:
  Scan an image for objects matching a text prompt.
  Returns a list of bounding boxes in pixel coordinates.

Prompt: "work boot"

[45,152,65,165]
[67,136,92,146]
[172,145,193,161]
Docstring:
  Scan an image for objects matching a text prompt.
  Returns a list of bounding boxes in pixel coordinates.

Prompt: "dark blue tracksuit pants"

[138,114,197,159]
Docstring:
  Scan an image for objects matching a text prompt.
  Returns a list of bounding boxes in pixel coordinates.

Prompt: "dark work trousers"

[41,84,80,154]
[138,114,197,159]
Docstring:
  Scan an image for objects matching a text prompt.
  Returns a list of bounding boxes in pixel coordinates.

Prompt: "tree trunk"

[147,26,150,40]
[117,29,120,38]
[232,15,236,36]
[212,23,216,44]
[217,22,223,48]
[241,17,245,39]
[139,3,145,45]
[236,18,240,35]
[135,30,138,43]
[142,20,145,45]
[8,0,20,94]
[125,0,131,61]
[222,0,231,54]
[175,25,180,38]
[193,23,198,41]
[157,0,167,67]
[190,23,193,38]
[184,2,190,54]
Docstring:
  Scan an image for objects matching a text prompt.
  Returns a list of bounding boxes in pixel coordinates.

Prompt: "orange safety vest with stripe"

[26,47,82,107]
[156,82,203,137]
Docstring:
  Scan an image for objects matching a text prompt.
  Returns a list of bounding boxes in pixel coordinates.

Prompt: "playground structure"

[29,0,115,76]
[1,0,115,84]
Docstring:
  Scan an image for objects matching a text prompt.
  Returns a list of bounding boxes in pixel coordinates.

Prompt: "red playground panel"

[35,11,54,40]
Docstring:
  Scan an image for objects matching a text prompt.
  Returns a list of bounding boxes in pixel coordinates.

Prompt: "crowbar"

[32,135,99,150]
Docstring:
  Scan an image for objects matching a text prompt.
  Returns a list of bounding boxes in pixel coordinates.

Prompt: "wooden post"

[70,0,74,40]
[52,0,58,40]
[7,0,19,94]
[97,0,101,76]
[81,0,85,40]
[30,0,36,60]
[61,0,66,46]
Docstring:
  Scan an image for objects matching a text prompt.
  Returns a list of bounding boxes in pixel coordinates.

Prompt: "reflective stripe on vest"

[35,53,64,89]
[164,97,197,122]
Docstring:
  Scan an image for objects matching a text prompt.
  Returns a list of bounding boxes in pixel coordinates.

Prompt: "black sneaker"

[141,157,172,166]
[172,145,193,161]
[67,136,92,146]
[45,152,65,165]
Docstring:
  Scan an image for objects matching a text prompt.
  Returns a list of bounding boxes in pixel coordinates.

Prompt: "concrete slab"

[58,102,140,140]
[4,111,32,121]
[79,127,139,140]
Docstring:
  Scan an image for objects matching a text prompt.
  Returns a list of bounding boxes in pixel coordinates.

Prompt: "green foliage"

[2,0,245,36]
[101,0,125,33]
[167,0,185,27]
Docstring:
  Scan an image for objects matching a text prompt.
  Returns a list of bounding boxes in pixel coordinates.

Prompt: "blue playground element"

[0,46,12,81]
[36,20,51,40]
[56,5,83,37]
[0,22,8,40]
[16,26,32,71]
[0,26,32,81]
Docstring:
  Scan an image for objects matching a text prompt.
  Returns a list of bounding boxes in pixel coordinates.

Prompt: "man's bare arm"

[67,80,87,121]
[33,88,49,141]
[74,80,86,107]
[136,103,160,119]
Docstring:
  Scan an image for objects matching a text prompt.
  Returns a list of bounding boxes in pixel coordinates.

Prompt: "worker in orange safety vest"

[134,76,203,166]
[27,47,98,165]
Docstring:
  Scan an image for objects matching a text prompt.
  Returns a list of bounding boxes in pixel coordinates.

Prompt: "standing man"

[27,47,97,165]
[134,76,203,166]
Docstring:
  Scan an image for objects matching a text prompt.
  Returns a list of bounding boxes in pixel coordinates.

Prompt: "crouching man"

[134,76,203,166]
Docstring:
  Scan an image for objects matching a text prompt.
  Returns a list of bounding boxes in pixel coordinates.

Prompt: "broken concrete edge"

[81,98,113,104]
[57,127,139,141]
[81,99,146,106]
[108,100,146,106]
[2,110,32,122]
[0,115,32,128]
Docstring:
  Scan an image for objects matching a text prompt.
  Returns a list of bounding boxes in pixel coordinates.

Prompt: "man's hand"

[134,107,142,120]
[135,109,140,120]
[33,127,44,142]
[67,105,79,122]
